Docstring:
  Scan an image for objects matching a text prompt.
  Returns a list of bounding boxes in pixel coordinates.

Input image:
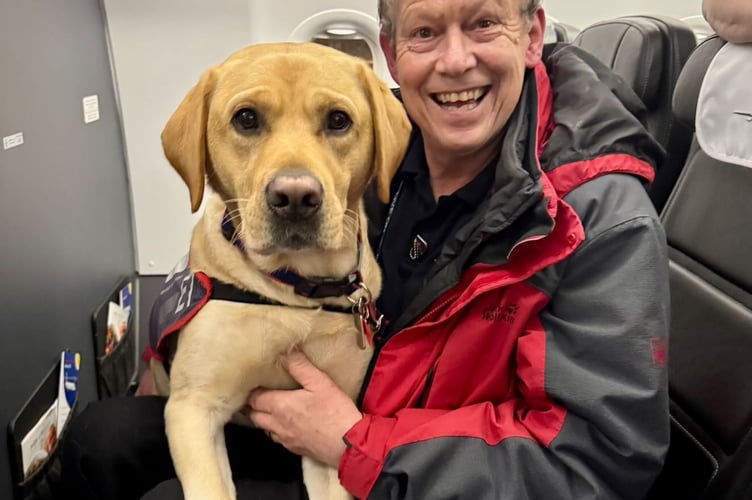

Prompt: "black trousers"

[60,396,306,500]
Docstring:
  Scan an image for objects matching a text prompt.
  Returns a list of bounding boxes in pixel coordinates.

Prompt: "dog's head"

[161,42,410,267]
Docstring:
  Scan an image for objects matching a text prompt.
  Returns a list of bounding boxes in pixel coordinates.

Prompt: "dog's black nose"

[266,173,323,220]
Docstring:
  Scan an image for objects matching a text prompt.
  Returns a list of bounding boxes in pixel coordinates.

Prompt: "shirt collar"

[395,130,496,207]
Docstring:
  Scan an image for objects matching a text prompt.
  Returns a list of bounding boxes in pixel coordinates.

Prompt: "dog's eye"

[326,110,352,133]
[232,108,260,133]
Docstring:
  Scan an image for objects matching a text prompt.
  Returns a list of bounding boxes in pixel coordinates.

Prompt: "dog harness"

[145,215,382,363]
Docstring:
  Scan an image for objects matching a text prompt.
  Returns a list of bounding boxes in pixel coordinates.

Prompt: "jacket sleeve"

[338,177,670,499]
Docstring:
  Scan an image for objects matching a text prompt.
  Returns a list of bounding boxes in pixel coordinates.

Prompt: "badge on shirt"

[409,234,428,260]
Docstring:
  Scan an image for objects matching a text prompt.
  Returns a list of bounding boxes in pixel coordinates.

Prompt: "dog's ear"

[359,65,412,203]
[161,67,218,213]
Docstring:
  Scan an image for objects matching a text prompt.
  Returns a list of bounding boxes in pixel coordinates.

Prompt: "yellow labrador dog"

[150,43,410,500]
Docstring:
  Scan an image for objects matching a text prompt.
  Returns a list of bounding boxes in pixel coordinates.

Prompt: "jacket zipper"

[415,365,436,408]
[357,290,460,407]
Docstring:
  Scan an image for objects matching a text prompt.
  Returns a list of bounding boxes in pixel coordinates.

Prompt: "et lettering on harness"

[144,266,212,363]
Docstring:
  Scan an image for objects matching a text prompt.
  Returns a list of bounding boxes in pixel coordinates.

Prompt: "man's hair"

[378,0,542,42]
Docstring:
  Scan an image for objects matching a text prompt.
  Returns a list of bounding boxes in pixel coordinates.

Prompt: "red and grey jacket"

[340,44,670,499]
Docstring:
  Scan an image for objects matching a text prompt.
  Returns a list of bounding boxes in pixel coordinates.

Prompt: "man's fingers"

[282,351,328,388]
[247,387,278,413]
[247,405,275,430]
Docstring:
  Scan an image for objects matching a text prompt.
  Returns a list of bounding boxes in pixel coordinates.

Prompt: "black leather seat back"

[646,36,752,500]
[573,15,697,212]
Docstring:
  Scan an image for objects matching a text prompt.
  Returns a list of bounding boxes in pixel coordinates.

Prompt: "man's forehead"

[396,0,515,16]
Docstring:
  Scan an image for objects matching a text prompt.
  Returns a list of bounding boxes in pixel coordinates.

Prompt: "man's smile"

[431,86,490,111]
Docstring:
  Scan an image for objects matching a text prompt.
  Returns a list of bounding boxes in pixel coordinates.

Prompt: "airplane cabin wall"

[0,0,135,497]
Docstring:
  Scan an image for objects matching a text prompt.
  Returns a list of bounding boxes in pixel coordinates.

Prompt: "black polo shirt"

[376,134,495,329]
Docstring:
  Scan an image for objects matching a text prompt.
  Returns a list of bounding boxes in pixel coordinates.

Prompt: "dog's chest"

[175,299,372,399]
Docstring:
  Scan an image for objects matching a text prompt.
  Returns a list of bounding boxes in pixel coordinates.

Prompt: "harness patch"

[146,265,213,362]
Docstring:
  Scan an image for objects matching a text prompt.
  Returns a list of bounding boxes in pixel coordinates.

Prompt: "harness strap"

[210,278,354,315]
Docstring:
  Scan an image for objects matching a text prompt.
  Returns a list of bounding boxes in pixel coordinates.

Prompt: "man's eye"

[477,19,495,29]
[416,27,433,39]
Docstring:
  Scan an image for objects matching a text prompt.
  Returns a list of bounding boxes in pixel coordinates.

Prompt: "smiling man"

[384,0,538,199]
[246,0,671,499]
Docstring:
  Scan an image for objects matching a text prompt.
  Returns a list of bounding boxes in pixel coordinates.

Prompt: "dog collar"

[269,268,362,299]
[219,209,382,348]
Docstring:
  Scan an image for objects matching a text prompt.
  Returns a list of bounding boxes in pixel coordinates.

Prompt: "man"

[63,0,670,498]
[248,0,670,498]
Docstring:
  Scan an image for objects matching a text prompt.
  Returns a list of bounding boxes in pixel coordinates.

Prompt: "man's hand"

[247,351,362,467]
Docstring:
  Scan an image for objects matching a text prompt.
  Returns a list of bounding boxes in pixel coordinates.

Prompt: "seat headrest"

[672,36,727,129]
[573,18,662,108]
[573,16,696,110]
[553,23,569,42]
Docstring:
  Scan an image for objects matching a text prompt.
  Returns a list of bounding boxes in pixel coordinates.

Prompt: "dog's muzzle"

[265,172,323,248]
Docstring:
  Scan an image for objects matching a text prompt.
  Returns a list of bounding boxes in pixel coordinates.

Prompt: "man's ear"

[525,8,546,68]
[379,32,400,84]
[161,67,217,213]
[359,64,411,203]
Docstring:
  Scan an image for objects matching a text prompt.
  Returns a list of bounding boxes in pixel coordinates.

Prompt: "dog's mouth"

[239,215,323,254]
[222,207,322,255]
[431,86,490,111]
[270,227,321,252]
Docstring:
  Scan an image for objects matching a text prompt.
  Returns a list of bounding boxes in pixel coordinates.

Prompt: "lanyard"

[375,179,405,261]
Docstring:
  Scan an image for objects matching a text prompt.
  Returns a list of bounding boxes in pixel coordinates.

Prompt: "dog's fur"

[153,42,410,500]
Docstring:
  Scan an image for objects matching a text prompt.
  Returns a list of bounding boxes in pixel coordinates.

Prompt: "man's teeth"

[435,88,485,104]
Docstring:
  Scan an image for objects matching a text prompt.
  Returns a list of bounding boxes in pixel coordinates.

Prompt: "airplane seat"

[572,15,697,212]
[644,35,752,500]
[553,22,570,42]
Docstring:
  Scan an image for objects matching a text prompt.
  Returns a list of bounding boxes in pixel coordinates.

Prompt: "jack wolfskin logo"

[482,304,519,323]
[649,337,667,368]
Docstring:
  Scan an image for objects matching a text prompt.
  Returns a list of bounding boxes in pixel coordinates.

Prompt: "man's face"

[381,0,544,160]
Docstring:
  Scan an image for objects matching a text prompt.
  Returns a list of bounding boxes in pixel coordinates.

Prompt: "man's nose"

[436,26,477,75]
